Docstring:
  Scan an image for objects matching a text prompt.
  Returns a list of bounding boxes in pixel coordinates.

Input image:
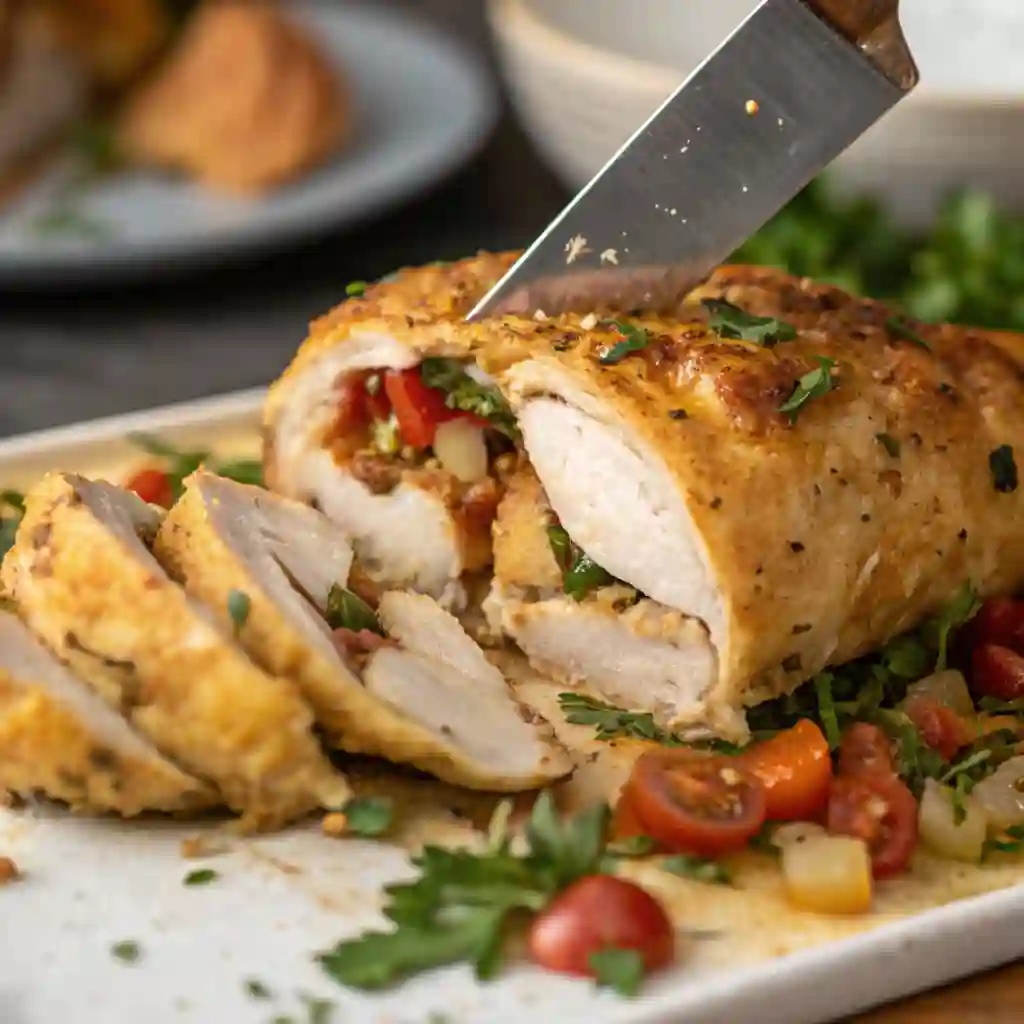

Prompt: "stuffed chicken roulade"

[263,253,536,608]
[485,267,1024,738]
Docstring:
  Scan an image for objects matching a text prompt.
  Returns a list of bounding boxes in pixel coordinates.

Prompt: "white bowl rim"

[490,0,1024,109]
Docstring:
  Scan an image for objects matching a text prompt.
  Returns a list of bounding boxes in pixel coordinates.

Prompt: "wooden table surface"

[0,2,1020,1018]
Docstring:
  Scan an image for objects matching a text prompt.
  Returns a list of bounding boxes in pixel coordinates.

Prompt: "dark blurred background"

[0,1,570,437]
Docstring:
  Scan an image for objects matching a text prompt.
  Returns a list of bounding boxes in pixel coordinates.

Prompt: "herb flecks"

[661,855,731,885]
[887,316,932,351]
[703,299,796,346]
[325,585,384,636]
[990,445,1018,494]
[111,940,141,964]
[184,868,219,886]
[245,979,273,999]
[547,526,616,601]
[227,590,251,632]
[876,433,901,458]
[599,321,649,365]
[340,797,393,838]
[779,357,837,422]
[419,358,519,439]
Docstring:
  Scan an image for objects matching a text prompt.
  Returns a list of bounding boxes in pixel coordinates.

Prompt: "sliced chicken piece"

[1,473,350,830]
[263,252,535,607]
[0,608,217,816]
[366,592,573,790]
[155,472,573,792]
[486,466,717,726]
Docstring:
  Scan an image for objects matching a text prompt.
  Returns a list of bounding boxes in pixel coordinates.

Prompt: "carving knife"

[468,0,918,320]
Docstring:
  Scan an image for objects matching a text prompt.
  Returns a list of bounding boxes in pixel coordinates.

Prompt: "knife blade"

[468,0,918,320]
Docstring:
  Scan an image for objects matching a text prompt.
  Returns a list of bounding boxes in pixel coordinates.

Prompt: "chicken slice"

[1,473,350,830]
[155,472,572,791]
[486,466,718,726]
[0,608,217,816]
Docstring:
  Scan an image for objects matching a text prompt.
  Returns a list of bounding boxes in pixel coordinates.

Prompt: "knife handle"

[804,0,919,91]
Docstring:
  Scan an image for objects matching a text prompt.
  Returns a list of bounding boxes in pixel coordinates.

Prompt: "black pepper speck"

[710,496,723,510]
[789,541,805,553]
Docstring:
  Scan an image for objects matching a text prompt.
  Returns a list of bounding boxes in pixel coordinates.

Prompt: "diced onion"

[781,835,873,915]
[973,755,1024,830]
[906,670,974,716]
[433,419,489,483]
[770,822,827,849]
[918,779,986,862]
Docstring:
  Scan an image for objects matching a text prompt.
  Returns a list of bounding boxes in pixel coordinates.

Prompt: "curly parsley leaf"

[704,299,796,346]
[990,445,1019,494]
[589,948,646,997]
[317,793,630,992]
[419,358,520,439]
[324,585,384,636]
[779,357,837,422]
[599,321,649,365]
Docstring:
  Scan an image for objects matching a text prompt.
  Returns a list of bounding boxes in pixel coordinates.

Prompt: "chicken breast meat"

[485,465,716,723]
[156,472,572,791]
[0,608,217,816]
[263,252,537,607]
[490,267,1024,737]
[1,473,350,830]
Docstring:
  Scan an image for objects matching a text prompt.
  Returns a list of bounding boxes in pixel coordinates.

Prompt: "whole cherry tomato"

[972,644,1024,701]
[827,773,918,879]
[125,467,173,508]
[528,875,675,979]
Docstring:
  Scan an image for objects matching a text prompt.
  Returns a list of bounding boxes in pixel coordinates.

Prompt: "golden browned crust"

[498,266,1024,710]
[491,464,561,592]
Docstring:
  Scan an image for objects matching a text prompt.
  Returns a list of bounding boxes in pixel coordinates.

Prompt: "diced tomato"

[837,722,896,779]
[332,374,372,437]
[527,875,675,979]
[621,749,766,858]
[903,695,973,761]
[738,720,833,822]
[971,643,1024,701]
[826,773,918,879]
[959,598,1024,659]
[125,467,173,508]
[383,368,463,448]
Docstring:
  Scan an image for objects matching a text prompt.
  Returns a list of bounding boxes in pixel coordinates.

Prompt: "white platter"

[0,2,498,287]
[2,389,1024,1024]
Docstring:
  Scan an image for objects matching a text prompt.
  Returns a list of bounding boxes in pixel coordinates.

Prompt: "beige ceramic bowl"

[489,0,1024,227]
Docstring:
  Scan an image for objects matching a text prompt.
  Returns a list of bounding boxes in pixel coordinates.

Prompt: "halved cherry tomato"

[527,875,675,979]
[738,719,832,822]
[972,644,1024,701]
[837,722,896,779]
[383,368,462,448]
[904,695,973,761]
[959,598,1024,658]
[621,749,766,858]
[125,467,173,508]
[826,773,918,879]
[611,789,648,842]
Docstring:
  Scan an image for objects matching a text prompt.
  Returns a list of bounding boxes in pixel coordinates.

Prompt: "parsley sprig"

[547,526,616,601]
[419,359,520,440]
[779,357,837,422]
[599,322,649,365]
[703,299,796,346]
[558,692,679,744]
[128,433,263,501]
[317,794,644,992]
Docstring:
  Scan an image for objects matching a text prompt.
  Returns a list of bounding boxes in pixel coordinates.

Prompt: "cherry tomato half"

[622,749,766,858]
[125,467,173,509]
[972,644,1024,701]
[610,789,648,842]
[904,695,973,761]
[826,773,918,879]
[527,875,675,979]
[739,719,832,822]
[837,722,896,779]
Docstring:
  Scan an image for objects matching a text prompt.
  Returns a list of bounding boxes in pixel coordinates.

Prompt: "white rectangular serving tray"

[1,389,1023,1024]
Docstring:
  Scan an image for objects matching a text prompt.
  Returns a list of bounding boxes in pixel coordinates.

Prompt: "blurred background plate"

[0,1,498,287]
[489,0,1024,228]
